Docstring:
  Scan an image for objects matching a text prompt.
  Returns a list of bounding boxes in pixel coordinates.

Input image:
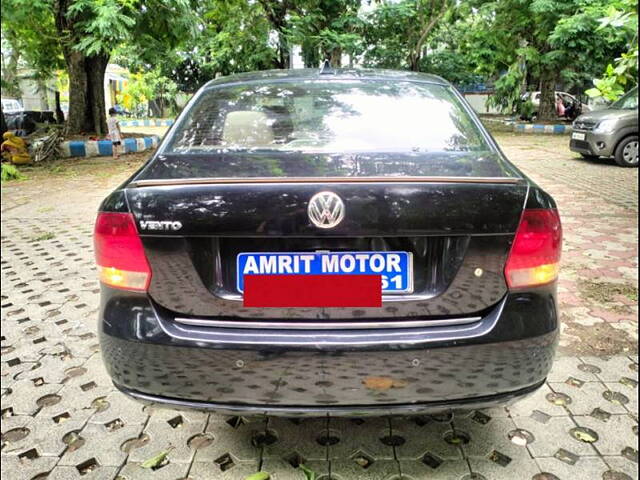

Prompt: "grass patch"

[578,279,638,303]
[1,163,26,182]
[31,232,56,242]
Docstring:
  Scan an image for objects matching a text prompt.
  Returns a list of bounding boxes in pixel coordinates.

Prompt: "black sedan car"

[95,68,562,416]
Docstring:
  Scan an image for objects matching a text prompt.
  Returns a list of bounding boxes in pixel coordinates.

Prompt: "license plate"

[237,251,413,294]
[572,132,586,140]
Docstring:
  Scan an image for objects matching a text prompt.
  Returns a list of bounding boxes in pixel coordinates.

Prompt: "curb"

[60,135,160,158]
[513,123,572,134]
[119,119,174,127]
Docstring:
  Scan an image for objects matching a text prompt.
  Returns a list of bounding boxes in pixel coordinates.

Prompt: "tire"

[580,153,599,161]
[614,135,639,167]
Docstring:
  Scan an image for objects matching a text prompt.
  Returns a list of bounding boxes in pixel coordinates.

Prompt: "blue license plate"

[237,251,413,294]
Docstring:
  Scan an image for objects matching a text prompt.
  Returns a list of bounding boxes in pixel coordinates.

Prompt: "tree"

[586,0,638,101]
[1,1,63,100]
[363,0,452,71]
[115,0,279,94]
[3,0,198,136]
[460,0,629,120]
[286,0,363,67]
[258,0,296,69]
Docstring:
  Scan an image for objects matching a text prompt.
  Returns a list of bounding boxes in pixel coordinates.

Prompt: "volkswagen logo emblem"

[308,191,345,229]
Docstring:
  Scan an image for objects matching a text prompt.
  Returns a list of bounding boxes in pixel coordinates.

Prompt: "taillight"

[504,209,562,289]
[94,212,151,291]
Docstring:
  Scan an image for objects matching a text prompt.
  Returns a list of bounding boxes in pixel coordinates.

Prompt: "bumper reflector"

[243,274,382,308]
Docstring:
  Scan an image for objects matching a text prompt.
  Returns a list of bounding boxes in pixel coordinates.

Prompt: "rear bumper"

[99,285,558,416]
[115,379,545,417]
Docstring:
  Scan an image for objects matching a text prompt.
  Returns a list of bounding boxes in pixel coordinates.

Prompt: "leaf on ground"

[363,376,394,390]
[244,472,270,480]
[363,376,408,390]
[299,464,317,480]
[140,448,172,469]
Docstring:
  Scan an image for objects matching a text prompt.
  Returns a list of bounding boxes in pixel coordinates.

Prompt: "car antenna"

[319,59,335,75]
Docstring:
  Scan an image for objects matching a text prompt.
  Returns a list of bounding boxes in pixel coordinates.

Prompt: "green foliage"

[287,0,363,67]
[1,0,63,82]
[586,0,638,101]
[1,163,25,182]
[418,50,482,87]
[136,0,277,92]
[456,0,630,116]
[116,68,178,116]
[487,62,525,113]
[362,0,452,70]
[68,0,137,56]
[117,72,152,115]
[518,99,535,120]
[2,0,636,123]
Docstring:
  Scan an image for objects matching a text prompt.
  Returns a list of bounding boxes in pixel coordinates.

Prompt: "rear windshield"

[165,80,489,154]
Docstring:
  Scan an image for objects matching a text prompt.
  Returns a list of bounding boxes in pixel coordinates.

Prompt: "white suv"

[521,91,590,121]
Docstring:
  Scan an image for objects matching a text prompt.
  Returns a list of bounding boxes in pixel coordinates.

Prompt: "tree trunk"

[55,0,108,136]
[409,53,421,72]
[329,47,342,68]
[86,54,109,135]
[537,68,557,122]
[257,0,291,69]
[64,51,109,135]
[65,51,88,134]
[54,91,65,124]
[277,34,291,69]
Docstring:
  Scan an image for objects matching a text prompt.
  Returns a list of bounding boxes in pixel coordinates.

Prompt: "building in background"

[104,64,129,112]
[13,69,56,111]
[6,64,129,116]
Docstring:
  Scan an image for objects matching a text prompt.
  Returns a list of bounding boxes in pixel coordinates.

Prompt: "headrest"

[222,111,274,147]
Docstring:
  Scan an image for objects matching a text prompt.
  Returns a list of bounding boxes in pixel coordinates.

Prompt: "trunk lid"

[127,151,527,320]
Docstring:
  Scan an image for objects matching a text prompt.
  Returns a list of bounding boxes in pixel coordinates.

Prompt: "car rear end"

[96,70,561,415]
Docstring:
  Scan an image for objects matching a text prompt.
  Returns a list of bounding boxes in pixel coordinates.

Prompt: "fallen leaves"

[362,376,408,391]
[244,472,271,480]
[140,446,174,470]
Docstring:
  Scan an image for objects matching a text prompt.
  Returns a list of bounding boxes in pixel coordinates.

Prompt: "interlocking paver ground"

[1,130,637,479]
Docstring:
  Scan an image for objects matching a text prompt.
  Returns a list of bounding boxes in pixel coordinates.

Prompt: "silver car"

[570,87,638,167]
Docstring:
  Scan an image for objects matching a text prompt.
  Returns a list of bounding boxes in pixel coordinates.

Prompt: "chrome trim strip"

[153,298,506,347]
[174,316,482,330]
[129,175,522,188]
[213,292,438,303]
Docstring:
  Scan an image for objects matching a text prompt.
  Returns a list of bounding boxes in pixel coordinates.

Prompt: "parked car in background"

[95,68,562,416]
[2,98,23,115]
[570,87,638,167]
[4,110,57,135]
[521,91,590,121]
[3,97,58,135]
[112,104,131,117]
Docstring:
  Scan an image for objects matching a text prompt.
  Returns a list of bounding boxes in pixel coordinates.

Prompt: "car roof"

[202,68,450,90]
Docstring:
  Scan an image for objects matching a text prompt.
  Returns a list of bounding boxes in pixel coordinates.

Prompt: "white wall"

[17,76,55,111]
[463,93,501,114]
